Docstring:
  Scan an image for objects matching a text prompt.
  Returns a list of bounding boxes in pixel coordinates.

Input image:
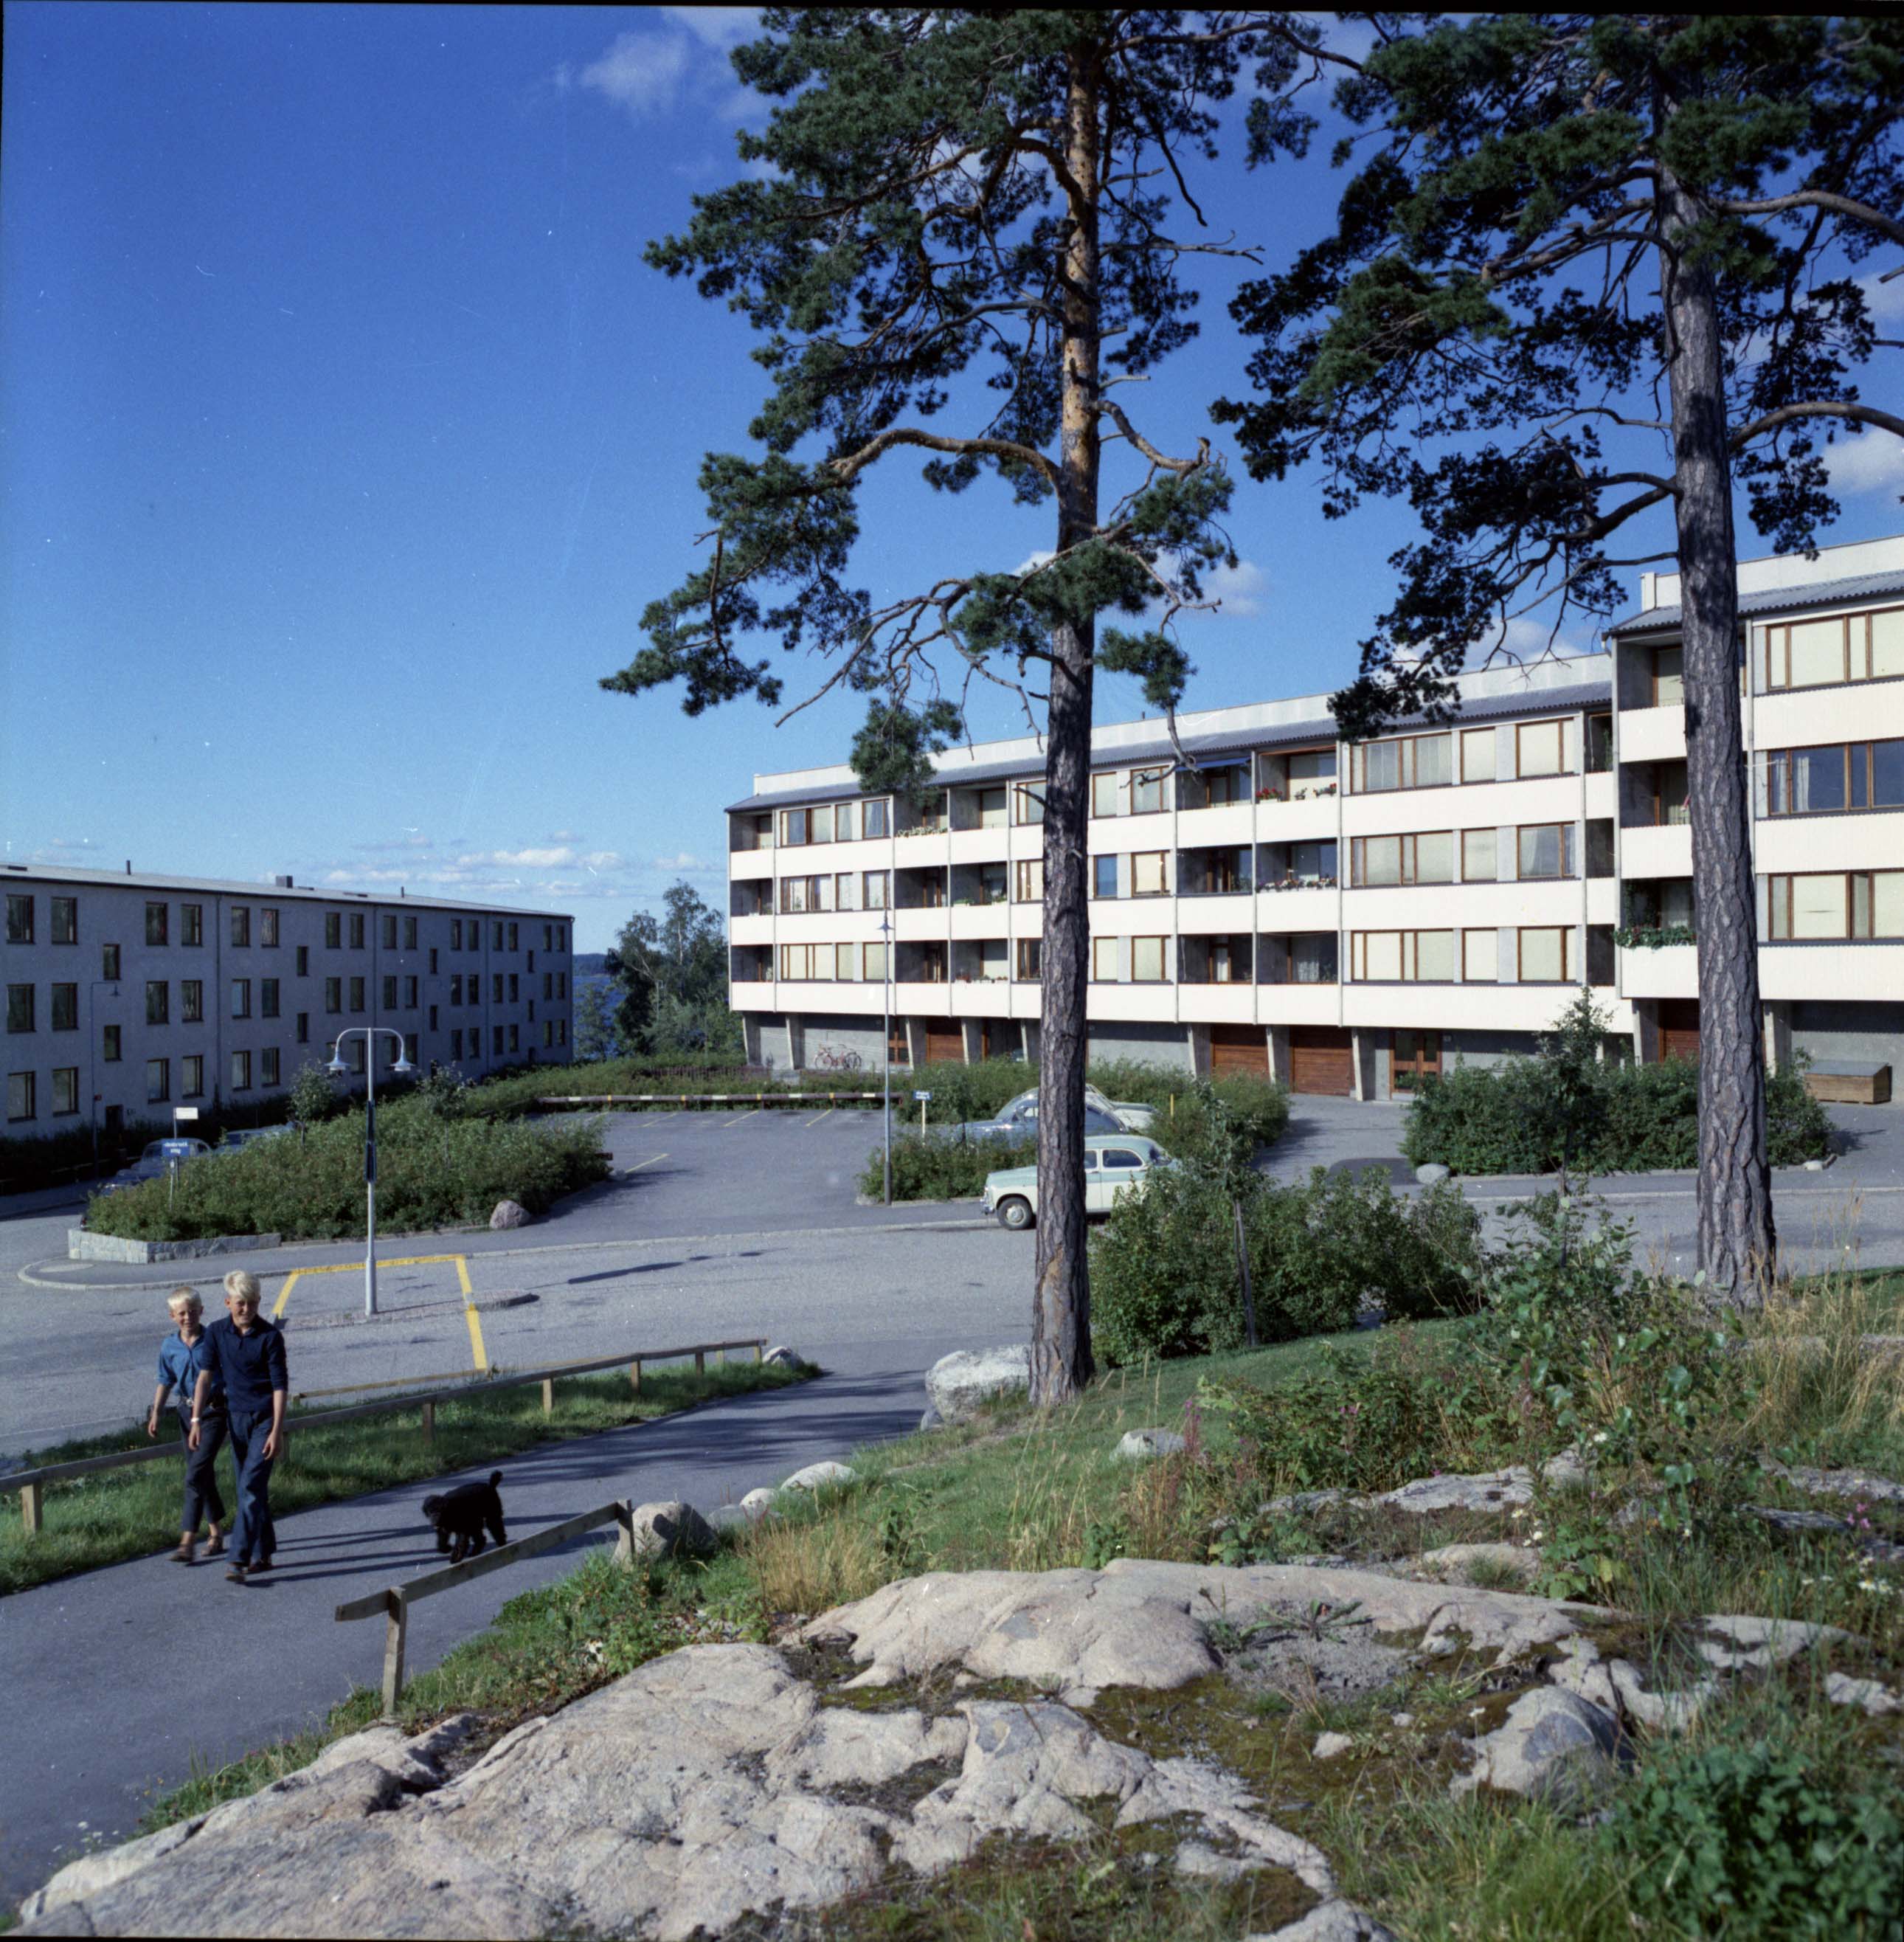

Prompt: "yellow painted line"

[722,1108,762,1127]
[454,1255,486,1371]
[621,1153,669,1175]
[803,1107,835,1129]
[270,1252,467,1321]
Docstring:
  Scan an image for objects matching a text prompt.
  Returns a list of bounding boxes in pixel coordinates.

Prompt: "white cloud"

[1858,269,1904,328]
[1011,549,1056,576]
[1826,429,1904,498]
[582,850,625,869]
[547,829,581,843]
[1206,559,1268,619]
[651,851,712,872]
[458,846,578,868]
[660,6,761,48]
[564,31,695,121]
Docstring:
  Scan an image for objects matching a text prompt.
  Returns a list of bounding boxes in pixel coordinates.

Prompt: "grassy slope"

[0,1361,804,1597]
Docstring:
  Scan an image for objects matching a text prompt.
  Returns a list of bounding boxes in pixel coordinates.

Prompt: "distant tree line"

[578,880,744,1062]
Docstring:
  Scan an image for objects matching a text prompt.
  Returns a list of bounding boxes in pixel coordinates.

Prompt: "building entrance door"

[1658,1000,1700,1063]
[924,1025,964,1065]
[1391,1031,1442,1093]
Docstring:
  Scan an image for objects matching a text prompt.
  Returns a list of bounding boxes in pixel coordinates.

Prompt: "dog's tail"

[488,1471,503,1487]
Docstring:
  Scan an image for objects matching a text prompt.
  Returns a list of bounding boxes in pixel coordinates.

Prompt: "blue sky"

[4,5,1900,950]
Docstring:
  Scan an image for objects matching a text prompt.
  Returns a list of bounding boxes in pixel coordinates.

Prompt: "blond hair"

[223,1270,263,1303]
[167,1286,202,1316]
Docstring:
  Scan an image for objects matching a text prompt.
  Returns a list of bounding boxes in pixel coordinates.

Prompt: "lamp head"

[325,1054,347,1076]
[392,1054,416,1076]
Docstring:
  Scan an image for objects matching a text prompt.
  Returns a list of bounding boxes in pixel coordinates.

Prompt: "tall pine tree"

[606,9,1332,1400]
[1217,13,1904,1299]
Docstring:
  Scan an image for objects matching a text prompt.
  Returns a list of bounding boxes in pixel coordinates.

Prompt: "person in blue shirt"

[189,1271,288,1583]
[148,1288,226,1563]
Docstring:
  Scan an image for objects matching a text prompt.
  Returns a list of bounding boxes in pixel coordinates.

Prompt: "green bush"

[1405,1052,1831,1174]
[854,1132,1035,1202]
[1091,1164,1485,1366]
[1133,1072,1291,1163]
[83,1098,612,1241]
[1606,1735,1903,1940]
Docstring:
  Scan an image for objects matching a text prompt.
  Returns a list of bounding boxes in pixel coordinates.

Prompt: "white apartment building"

[3,866,575,1143]
[726,533,1904,1101]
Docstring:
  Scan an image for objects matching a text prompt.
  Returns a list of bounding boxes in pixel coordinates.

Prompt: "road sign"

[158,1138,197,1159]
[913,1090,932,1102]
[173,1107,199,1122]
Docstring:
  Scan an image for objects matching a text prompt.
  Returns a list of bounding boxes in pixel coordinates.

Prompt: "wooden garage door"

[924,1026,965,1065]
[1208,1026,1269,1078]
[1659,999,1700,1064]
[1288,1026,1354,1096]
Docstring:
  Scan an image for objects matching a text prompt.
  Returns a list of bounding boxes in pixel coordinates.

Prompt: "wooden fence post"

[420,1400,435,1447]
[541,1378,555,1417]
[381,1590,408,1718]
[694,1350,705,1376]
[612,1500,635,1566]
[21,1481,42,1536]
[629,1359,642,1396]
[753,1341,764,1365]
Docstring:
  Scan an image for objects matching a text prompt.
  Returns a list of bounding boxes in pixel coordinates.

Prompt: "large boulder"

[1453,1687,1621,1804]
[925,1344,1033,1424]
[489,1199,530,1231]
[780,1460,857,1493]
[1115,1427,1187,1462]
[626,1501,716,1561]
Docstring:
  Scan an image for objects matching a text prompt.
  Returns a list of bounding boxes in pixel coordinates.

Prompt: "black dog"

[421,1471,507,1563]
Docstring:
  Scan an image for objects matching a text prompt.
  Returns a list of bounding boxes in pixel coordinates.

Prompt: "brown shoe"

[171,1538,195,1564]
[225,1563,249,1583]
[249,1555,272,1575]
[204,1534,226,1558]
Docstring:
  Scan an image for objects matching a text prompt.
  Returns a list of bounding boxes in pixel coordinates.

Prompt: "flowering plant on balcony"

[1255,786,1284,802]
[1614,923,1696,949]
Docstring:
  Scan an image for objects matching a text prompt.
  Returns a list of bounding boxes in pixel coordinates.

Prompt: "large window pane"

[1461,728,1497,782]
[1461,829,1498,881]
[1873,872,1904,938]
[864,941,887,980]
[1518,825,1565,878]
[1132,938,1166,982]
[1790,874,1846,939]
[1359,836,1402,886]
[1131,770,1166,815]
[1361,742,1400,792]
[1093,936,1119,980]
[1415,832,1453,883]
[1288,750,1335,798]
[1414,930,1455,981]
[1871,739,1904,809]
[1360,932,1402,981]
[1092,773,1118,817]
[1132,852,1166,896]
[1790,746,1846,813]
[1093,855,1118,899]
[1519,927,1566,981]
[1872,609,1904,679]
[1789,618,1845,686]
[1463,930,1498,981]
[1517,721,1564,776]
[1413,734,1452,787]
[1654,646,1683,705]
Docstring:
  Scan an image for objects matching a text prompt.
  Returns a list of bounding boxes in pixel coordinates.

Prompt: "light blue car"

[980,1134,1179,1230]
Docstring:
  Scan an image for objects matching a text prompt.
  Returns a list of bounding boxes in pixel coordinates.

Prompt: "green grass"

[0,1358,805,1597]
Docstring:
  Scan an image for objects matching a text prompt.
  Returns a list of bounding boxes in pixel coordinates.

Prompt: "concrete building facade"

[726,534,1904,1099]
[3,866,575,1143]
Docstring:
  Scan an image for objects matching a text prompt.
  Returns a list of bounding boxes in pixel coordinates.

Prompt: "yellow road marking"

[803,1107,835,1129]
[454,1256,487,1371]
[621,1153,669,1175]
[271,1270,302,1320]
[269,1253,468,1321]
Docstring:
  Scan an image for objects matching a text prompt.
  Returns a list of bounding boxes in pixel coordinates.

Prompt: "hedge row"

[1401,1055,1831,1175]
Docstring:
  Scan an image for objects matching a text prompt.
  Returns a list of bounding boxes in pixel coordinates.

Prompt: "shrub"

[1091,1164,1485,1366]
[287,1059,346,1126]
[1606,1735,1903,1940]
[1138,1072,1290,1164]
[855,1131,1035,1203]
[84,1098,612,1241]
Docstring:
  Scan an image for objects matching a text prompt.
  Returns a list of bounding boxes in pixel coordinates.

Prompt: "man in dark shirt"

[190,1270,288,1583]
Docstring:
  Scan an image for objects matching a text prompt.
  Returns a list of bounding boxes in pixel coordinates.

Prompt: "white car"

[980,1134,1178,1231]
[96,1138,212,1195]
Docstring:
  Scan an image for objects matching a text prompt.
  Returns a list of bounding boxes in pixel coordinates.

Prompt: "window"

[351,1038,369,1072]
[182,1054,204,1098]
[864,941,887,981]
[491,921,504,949]
[181,979,203,1023]
[7,1072,35,1121]
[1092,936,1119,981]
[1131,851,1168,896]
[103,1023,121,1062]
[1014,859,1044,902]
[508,973,519,1001]
[1653,761,1690,825]
[1091,772,1119,818]
[1766,740,1904,815]
[544,1019,554,1048]
[1587,712,1614,772]
[350,913,365,950]
[1767,871,1904,940]
[4,895,30,944]
[1286,749,1337,800]
[469,924,480,952]
[451,1029,463,1060]
[558,1018,567,1046]
[1351,731,1451,792]
[326,912,342,949]
[147,1058,169,1104]
[1189,764,1248,808]
[1653,646,1684,706]
[1517,927,1572,981]
[863,870,887,910]
[262,1048,280,1086]
[864,798,889,839]
[451,919,463,950]
[1131,767,1168,815]
[52,1066,78,1116]
[230,980,251,1020]
[349,976,365,1012]
[834,871,860,912]
[146,902,169,947]
[6,985,32,1032]
[103,943,120,981]
[1350,930,1457,981]
[231,907,251,947]
[1351,832,1453,886]
[145,980,167,1025]
[1013,784,1045,826]
[382,914,398,949]
[1015,939,1042,981]
[231,1051,252,1091]
[262,907,279,947]
[1516,720,1565,778]
[325,977,342,1015]
[974,787,1007,830]
[51,896,77,945]
[404,975,418,1009]
[1461,829,1498,882]
[779,943,827,981]
[382,975,398,1009]
[833,942,859,982]
[1462,929,1498,982]
[508,1023,519,1052]
[296,1013,308,1044]
[262,978,280,1019]
[508,922,519,952]
[1093,855,1118,899]
[558,972,568,998]
[1517,824,1576,880]
[1460,728,1497,783]
[429,948,439,972]
[48,983,77,1031]
[1132,936,1167,982]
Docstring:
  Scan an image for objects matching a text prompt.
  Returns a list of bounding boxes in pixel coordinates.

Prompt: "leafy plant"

[855,1132,1035,1203]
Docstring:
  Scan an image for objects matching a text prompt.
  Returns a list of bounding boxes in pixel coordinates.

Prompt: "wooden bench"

[1801,1062,1891,1106]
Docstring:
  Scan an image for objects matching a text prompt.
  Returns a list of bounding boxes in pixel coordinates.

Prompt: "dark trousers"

[227,1408,279,1566]
[178,1408,227,1533]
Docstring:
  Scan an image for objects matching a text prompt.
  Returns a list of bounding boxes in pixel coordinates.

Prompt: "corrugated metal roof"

[728,679,1610,814]
[0,861,570,917]
[1610,568,1904,635]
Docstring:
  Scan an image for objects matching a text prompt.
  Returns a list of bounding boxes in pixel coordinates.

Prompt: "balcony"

[728,849,775,882]
[1173,800,1254,847]
[892,905,951,943]
[728,913,773,947]
[1761,941,1903,1003]
[1619,941,1699,999]
[1619,705,1685,764]
[1621,823,1692,880]
[1252,795,1339,842]
[1180,984,1258,1024]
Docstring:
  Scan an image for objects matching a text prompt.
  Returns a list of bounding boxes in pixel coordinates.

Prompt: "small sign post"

[913,1088,932,1135]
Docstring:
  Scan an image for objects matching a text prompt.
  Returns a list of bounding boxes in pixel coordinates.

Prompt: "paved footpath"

[0,1331,989,1907]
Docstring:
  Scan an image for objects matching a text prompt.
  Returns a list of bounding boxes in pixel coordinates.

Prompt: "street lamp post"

[879,917,893,1206]
[327,1026,415,1317]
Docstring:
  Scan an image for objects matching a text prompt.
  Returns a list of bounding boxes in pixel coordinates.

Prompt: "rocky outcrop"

[1115,1426,1188,1461]
[626,1500,716,1560]
[924,1344,1032,1423]
[1452,1687,1622,1804]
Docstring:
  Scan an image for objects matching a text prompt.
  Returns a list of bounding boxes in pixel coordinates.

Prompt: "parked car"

[949,1084,1157,1144]
[96,1138,212,1195]
[981,1134,1179,1230]
[216,1124,297,1155]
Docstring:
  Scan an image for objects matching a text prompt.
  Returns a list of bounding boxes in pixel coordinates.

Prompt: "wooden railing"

[336,1499,638,1713]
[0,1337,766,1536]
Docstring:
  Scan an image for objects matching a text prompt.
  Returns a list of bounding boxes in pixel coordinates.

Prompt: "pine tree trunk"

[1030,47,1103,1406]
[1655,162,1775,1303]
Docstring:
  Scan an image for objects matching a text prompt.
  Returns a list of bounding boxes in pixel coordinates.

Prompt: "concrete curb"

[66,1228,282,1265]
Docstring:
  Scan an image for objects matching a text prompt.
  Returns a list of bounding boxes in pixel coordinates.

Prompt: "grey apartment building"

[3,866,575,1141]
